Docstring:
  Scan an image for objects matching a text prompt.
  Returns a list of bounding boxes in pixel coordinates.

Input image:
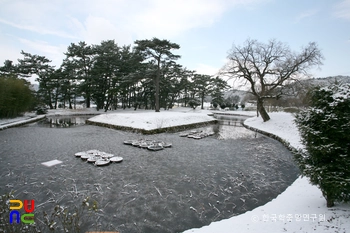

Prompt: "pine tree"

[294,83,350,207]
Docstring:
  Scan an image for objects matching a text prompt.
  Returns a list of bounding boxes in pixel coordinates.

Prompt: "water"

[35,115,92,128]
[214,114,248,126]
[210,114,259,140]
[0,114,299,233]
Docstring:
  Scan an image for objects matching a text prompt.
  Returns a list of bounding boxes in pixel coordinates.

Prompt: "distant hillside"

[302,75,350,86]
[223,89,248,100]
[220,75,350,107]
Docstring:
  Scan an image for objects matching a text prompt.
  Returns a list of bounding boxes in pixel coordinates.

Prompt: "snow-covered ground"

[184,112,350,233]
[0,112,37,126]
[244,112,302,149]
[0,114,45,130]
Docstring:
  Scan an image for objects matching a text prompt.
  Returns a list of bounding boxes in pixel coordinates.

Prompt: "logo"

[9,199,35,224]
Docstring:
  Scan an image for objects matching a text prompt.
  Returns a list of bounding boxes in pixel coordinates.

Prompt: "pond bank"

[0,115,46,130]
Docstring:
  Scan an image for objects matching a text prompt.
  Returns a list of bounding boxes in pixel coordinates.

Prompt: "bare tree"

[221,39,323,121]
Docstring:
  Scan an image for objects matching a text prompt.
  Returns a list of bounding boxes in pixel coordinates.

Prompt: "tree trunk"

[257,98,270,122]
[201,92,204,109]
[86,93,90,108]
[326,197,334,207]
[155,59,160,112]
[323,190,335,207]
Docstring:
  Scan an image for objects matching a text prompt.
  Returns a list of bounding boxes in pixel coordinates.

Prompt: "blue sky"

[1,0,349,84]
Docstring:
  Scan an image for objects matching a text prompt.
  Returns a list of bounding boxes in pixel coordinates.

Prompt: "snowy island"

[86,110,217,134]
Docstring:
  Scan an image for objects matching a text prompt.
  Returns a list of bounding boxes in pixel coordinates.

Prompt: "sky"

[0,0,349,84]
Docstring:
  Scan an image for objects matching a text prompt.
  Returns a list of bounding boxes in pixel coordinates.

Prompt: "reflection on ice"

[216,125,259,140]
[212,114,260,140]
[37,116,92,127]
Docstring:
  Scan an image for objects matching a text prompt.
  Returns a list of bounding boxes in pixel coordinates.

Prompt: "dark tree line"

[1,38,228,113]
[0,74,35,118]
[0,60,36,118]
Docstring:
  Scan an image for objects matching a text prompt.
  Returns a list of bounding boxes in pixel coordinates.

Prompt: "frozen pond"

[0,115,299,233]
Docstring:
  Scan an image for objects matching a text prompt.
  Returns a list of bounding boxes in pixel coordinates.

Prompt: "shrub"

[294,83,350,207]
[0,192,99,232]
[0,75,35,118]
[188,99,200,109]
[35,105,48,115]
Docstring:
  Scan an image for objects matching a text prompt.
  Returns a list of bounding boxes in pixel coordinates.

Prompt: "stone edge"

[86,119,218,135]
[0,115,46,130]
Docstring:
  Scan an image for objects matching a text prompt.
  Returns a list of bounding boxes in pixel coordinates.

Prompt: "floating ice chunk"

[41,159,63,167]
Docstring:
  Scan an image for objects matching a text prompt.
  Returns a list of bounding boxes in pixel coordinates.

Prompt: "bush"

[35,105,48,115]
[0,75,35,118]
[294,83,350,207]
[0,192,99,233]
[188,99,200,109]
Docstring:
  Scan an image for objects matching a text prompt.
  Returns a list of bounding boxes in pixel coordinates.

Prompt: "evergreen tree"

[211,77,228,108]
[65,42,95,108]
[294,83,350,207]
[91,40,121,111]
[192,74,213,110]
[134,38,180,112]
[17,51,56,109]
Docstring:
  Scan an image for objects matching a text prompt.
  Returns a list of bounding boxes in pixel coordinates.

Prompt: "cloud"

[72,0,269,40]
[0,0,269,45]
[0,0,269,68]
[333,0,350,20]
[131,0,224,38]
[73,16,134,45]
[195,63,220,76]
[0,44,21,65]
[129,0,269,39]
[17,38,66,67]
[294,9,319,23]
[0,18,77,39]
[0,1,79,39]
